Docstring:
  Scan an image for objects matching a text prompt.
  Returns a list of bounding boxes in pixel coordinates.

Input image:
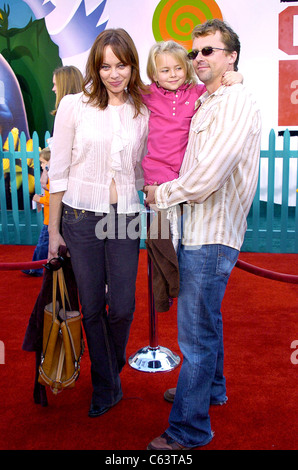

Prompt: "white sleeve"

[49,94,77,194]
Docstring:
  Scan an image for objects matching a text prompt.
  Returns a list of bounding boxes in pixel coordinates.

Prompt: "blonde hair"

[146,40,197,86]
[51,65,84,115]
[39,147,51,162]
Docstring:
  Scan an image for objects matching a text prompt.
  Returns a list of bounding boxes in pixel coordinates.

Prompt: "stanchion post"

[128,206,180,372]
[147,244,158,349]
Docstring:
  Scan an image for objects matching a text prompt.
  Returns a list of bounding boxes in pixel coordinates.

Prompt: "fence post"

[44,131,51,147]
[280,130,290,252]
[8,133,21,244]
[0,136,9,244]
[20,132,32,244]
[252,164,260,251]
[266,129,276,252]
[32,132,43,236]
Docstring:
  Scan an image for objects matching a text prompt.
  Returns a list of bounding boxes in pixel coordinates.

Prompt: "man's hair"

[192,19,240,71]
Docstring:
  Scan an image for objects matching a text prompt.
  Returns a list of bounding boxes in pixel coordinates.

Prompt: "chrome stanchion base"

[128,346,180,373]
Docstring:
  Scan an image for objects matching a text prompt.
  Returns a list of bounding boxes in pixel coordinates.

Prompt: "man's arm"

[155,87,260,209]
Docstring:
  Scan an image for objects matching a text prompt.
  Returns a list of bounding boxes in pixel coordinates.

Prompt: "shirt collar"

[153,82,191,96]
[195,84,226,109]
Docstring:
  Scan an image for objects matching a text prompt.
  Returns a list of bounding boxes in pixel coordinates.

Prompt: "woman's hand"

[48,232,66,261]
[48,191,66,261]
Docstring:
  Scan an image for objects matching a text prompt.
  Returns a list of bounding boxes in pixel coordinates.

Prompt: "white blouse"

[49,92,149,213]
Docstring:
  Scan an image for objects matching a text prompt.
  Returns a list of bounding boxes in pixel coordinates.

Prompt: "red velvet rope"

[0,257,297,284]
[0,259,47,270]
[235,259,298,284]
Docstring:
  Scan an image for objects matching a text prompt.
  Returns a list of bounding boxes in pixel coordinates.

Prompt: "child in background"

[22,147,51,277]
[142,40,243,186]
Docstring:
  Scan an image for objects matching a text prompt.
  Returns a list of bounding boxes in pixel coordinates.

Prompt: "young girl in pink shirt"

[142,40,242,186]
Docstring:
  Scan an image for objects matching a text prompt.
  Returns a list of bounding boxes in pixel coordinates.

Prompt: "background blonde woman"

[51,65,83,116]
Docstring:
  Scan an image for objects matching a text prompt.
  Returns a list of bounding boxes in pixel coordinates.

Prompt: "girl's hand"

[32,194,41,203]
[222,71,243,86]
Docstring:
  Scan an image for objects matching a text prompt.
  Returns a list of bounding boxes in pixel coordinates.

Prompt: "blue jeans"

[167,244,239,448]
[62,204,140,408]
[32,224,49,274]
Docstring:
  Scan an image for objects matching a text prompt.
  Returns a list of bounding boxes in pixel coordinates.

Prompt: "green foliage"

[0,4,62,139]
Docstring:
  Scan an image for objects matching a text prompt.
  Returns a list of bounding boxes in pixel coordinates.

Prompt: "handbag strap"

[52,270,58,322]
[43,268,80,363]
[57,268,80,362]
[57,268,72,315]
[42,271,58,358]
[51,269,73,321]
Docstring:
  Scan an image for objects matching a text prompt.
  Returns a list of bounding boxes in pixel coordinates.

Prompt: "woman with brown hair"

[48,29,149,417]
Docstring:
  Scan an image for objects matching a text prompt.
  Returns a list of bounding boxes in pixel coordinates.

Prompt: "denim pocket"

[216,245,239,278]
[62,205,87,225]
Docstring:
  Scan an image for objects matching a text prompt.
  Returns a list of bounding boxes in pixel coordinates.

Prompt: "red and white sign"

[278,6,298,126]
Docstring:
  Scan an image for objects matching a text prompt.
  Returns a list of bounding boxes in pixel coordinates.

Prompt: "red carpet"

[0,245,297,451]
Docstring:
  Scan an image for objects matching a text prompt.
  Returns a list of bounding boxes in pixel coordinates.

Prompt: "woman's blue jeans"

[167,244,239,448]
[62,204,140,408]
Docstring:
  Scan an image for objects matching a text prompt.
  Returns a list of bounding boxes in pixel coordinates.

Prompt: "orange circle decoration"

[152,0,223,51]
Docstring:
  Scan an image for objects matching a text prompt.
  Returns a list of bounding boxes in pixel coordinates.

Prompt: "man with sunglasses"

[146,19,261,450]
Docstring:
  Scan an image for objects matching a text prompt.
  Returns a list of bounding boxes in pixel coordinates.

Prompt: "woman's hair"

[82,28,147,117]
[192,19,240,71]
[51,65,83,115]
[146,40,197,86]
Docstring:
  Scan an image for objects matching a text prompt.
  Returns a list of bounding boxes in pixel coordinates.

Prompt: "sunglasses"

[187,47,230,60]
[43,255,65,272]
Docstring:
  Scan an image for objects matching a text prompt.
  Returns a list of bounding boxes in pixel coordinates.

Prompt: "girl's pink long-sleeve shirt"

[142,82,206,185]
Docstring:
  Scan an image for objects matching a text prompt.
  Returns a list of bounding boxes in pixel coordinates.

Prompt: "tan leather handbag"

[38,268,84,395]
